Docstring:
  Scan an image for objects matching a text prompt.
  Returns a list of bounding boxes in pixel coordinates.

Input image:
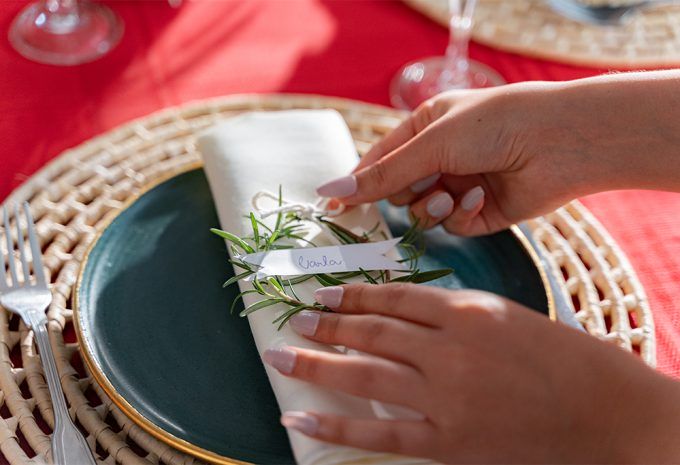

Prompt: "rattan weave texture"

[404,0,680,69]
[0,94,654,464]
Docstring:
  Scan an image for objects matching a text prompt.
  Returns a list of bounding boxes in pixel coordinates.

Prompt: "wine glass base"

[9,1,124,66]
[390,56,506,110]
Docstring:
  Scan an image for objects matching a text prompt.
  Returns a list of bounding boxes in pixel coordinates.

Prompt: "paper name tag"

[241,238,408,279]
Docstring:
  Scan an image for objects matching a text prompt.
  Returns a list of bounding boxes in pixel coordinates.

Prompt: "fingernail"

[262,347,297,374]
[461,186,485,211]
[281,411,319,435]
[314,286,344,308]
[410,173,441,193]
[289,310,321,336]
[316,175,357,198]
[426,192,454,218]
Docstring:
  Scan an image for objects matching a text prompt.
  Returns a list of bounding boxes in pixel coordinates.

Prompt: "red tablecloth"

[2,0,680,384]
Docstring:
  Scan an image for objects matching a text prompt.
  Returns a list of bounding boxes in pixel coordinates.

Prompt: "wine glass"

[9,0,124,66]
[390,0,505,110]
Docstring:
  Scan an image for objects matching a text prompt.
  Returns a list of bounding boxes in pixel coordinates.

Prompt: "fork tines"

[0,203,47,291]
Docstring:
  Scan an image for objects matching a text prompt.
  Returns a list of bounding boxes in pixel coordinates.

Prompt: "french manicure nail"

[289,310,321,336]
[316,175,357,198]
[262,347,297,374]
[410,173,441,193]
[426,192,454,218]
[281,411,319,435]
[461,186,485,211]
[314,286,344,308]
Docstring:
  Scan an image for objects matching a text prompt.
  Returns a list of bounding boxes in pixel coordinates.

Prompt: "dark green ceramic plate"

[75,168,553,465]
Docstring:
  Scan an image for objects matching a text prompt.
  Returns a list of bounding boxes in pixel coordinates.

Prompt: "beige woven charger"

[0,95,654,465]
[404,0,680,68]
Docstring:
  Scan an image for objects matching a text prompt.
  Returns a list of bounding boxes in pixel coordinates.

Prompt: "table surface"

[1,0,679,388]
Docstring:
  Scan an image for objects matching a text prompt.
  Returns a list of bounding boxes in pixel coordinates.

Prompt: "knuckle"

[332,418,351,444]
[296,353,320,380]
[413,102,435,131]
[442,215,470,236]
[368,161,389,188]
[319,314,341,342]
[347,284,368,311]
[357,316,389,352]
[382,427,405,453]
[356,364,379,391]
[382,425,426,456]
[383,282,412,310]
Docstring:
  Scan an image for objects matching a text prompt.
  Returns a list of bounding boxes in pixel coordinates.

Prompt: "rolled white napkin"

[198,110,434,465]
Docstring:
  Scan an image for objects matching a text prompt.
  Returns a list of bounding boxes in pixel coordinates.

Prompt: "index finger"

[313,283,450,327]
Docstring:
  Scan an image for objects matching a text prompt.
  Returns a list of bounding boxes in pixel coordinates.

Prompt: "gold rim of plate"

[73,162,556,465]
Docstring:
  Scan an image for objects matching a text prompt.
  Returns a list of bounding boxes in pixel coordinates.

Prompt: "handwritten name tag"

[241,238,407,279]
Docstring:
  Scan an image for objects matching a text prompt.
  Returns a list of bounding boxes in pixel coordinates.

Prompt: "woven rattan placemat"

[0,94,654,464]
[404,0,680,69]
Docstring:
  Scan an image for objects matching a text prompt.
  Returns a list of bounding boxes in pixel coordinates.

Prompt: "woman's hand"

[316,83,589,236]
[316,71,680,236]
[263,283,680,464]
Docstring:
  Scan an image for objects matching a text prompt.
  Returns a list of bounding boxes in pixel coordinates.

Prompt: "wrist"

[548,72,680,193]
[494,80,608,199]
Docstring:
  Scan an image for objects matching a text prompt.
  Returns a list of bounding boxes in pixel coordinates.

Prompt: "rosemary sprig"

[211,188,452,328]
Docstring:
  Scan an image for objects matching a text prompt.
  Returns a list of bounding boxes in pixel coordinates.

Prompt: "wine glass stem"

[439,0,476,90]
[40,0,81,34]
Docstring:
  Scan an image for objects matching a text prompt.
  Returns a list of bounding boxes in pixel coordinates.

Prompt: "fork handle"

[31,319,97,465]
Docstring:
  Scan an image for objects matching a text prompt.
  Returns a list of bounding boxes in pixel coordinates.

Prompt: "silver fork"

[0,204,96,465]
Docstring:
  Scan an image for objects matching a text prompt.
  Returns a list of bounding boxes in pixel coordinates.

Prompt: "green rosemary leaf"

[315,273,346,286]
[275,304,320,330]
[359,268,379,284]
[211,228,255,254]
[317,218,364,244]
[389,268,419,283]
[267,276,285,293]
[272,304,309,324]
[286,279,302,301]
[391,268,453,284]
[223,270,254,288]
[287,274,315,285]
[410,268,453,283]
[252,277,268,295]
[230,289,259,314]
[240,298,285,317]
[250,213,260,250]
[267,229,280,246]
[229,258,253,272]
[274,184,283,231]
[365,221,381,237]
[254,218,273,233]
[287,234,317,247]
[330,271,362,279]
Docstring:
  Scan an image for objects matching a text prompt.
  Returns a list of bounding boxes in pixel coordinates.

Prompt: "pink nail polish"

[262,347,297,374]
[314,286,344,308]
[426,192,454,218]
[461,186,485,211]
[410,173,441,193]
[281,411,319,435]
[316,175,357,198]
[289,311,321,336]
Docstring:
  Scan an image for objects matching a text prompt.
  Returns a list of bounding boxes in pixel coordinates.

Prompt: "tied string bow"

[252,191,344,220]
[251,190,346,245]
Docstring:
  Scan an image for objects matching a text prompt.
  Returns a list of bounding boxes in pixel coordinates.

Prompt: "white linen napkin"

[198,110,434,465]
